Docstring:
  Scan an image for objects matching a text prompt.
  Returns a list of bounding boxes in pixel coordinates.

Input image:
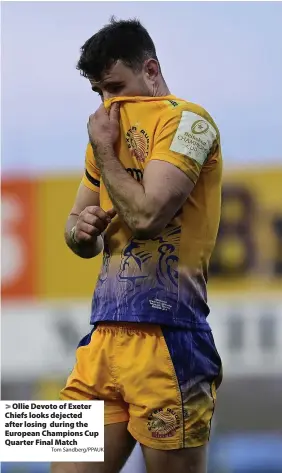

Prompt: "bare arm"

[88,103,216,240]
[95,146,193,239]
[65,183,113,259]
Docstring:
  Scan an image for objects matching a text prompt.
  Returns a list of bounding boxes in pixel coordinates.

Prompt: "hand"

[87,103,120,150]
[74,206,116,244]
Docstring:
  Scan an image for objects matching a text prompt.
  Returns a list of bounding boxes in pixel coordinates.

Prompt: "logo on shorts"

[126,125,150,162]
[191,119,209,135]
[147,408,180,438]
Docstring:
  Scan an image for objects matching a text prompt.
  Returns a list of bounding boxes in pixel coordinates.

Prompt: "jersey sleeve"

[81,143,100,193]
[151,109,219,185]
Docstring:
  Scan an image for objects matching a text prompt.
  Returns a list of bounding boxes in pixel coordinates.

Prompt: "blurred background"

[1,2,282,472]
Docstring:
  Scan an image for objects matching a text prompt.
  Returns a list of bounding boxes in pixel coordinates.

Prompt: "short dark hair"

[77,17,158,80]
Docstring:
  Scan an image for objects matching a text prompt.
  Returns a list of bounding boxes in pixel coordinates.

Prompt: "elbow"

[130,215,163,240]
[132,228,155,240]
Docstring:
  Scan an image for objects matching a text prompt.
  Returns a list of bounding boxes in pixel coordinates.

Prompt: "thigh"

[50,422,136,473]
[126,328,222,450]
[141,444,207,473]
[60,327,129,425]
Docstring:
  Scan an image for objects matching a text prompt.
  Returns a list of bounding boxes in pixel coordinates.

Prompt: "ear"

[144,58,159,81]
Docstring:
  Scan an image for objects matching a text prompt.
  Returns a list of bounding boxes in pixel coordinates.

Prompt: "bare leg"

[51,422,136,473]
[141,444,207,473]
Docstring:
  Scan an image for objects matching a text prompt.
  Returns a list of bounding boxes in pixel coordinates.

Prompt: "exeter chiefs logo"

[126,125,150,162]
[147,408,180,438]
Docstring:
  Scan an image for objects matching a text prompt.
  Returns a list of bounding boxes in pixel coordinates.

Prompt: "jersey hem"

[90,315,211,331]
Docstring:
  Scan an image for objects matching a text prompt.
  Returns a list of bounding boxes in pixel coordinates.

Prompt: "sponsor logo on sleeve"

[170,112,217,165]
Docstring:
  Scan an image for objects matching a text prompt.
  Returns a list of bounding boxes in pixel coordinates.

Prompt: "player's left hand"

[87,103,120,150]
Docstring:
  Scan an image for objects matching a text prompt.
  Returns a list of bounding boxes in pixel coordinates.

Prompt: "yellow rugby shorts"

[60,323,222,450]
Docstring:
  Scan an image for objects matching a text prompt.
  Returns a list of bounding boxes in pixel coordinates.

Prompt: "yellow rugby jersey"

[82,95,222,329]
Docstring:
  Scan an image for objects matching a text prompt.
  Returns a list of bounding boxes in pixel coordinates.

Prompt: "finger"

[86,206,110,221]
[109,103,120,122]
[81,215,108,233]
[97,103,107,116]
[79,220,105,235]
[83,212,102,226]
[106,208,117,219]
[75,229,95,243]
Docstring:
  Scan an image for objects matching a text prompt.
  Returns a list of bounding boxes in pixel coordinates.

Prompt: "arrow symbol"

[5,404,11,409]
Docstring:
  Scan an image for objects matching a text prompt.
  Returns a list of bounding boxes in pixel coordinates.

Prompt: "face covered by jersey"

[89,59,168,102]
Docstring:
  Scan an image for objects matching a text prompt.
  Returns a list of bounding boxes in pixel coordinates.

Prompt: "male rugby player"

[52,18,222,473]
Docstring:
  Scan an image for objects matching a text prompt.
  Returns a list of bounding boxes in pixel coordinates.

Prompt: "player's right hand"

[74,206,116,243]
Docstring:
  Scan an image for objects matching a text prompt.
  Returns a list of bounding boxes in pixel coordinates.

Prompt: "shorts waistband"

[96,322,162,335]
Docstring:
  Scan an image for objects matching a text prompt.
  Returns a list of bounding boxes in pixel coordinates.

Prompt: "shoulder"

[157,98,220,141]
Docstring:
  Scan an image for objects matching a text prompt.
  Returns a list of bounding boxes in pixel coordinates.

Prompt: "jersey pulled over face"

[82,96,222,329]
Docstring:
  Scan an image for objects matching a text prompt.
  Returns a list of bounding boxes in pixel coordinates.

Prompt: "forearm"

[94,145,154,237]
[65,214,103,259]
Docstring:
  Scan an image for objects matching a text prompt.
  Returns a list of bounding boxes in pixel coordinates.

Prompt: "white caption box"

[0,400,104,462]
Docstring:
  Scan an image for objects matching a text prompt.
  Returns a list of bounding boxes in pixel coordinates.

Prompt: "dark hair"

[77,17,158,80]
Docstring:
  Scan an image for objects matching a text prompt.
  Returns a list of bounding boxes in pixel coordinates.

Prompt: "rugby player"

[51,18,222,473]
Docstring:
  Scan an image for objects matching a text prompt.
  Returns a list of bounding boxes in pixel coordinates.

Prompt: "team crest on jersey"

[126,125,150,162]
[147,408,180,438]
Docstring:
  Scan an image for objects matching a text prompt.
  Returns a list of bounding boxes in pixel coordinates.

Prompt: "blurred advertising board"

[1,179,38,298]
[1,167,282,300]
[209,167,282,292]
[1,176,102,299]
